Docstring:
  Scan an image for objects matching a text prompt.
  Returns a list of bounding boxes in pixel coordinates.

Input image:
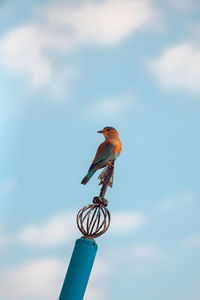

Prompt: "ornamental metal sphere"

[76,197,111,239]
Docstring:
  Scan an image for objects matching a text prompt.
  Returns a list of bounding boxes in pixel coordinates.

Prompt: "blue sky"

[0,0,200,299]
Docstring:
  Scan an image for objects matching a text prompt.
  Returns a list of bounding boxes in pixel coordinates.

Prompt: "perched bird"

[81,127,122,185]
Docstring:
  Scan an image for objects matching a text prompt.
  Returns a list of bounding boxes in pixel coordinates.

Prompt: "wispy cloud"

[85,95,133,121]
[85,259,110,300]
[0,178,16,198]
[148,42,200,94]
[131,243,165,260]
[158,192,194,213]
[0,3,13,16]
[0,24,52,88]
[0,258,65,300]
[85,287,106,300]
[110,211,145,234]
[0,233,8,248]
[1,210,145,248]
[0,0,158,90]
[19,213,77,247]
[168,0,196,10]
[183,234,200,248]
[44,66,78,100]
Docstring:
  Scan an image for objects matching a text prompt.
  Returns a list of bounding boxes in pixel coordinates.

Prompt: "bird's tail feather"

[81,169,96,185]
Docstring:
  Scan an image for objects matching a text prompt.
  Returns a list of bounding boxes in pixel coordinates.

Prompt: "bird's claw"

[107,161,114,168]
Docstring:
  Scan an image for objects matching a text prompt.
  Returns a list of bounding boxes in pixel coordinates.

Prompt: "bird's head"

[97,126,119,140]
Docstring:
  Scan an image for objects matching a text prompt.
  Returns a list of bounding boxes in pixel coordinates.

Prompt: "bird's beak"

[97,130,103,133]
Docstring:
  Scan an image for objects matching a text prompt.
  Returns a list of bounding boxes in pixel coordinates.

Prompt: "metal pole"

[59,238,98,300]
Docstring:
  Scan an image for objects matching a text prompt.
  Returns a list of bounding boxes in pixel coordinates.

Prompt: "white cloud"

[183,234,200,248]
[92,260,110,277]
[110,211,145,234]
[85,287,106,300]
[0,24,52,88]
[148,42,200,94]
[46,0,155,45]
[0,0,157,89]
[0,22,76,91]
[19,213,77,246]
[86,259,110,300]
[0,258,65,300]
[86,96,133,120]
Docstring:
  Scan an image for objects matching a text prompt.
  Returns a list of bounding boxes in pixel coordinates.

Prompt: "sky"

[0,0,200,299]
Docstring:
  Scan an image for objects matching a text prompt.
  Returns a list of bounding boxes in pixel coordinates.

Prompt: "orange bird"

[81,127,122,185]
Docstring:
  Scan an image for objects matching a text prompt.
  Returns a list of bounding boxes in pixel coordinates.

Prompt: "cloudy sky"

[1,0,200,299]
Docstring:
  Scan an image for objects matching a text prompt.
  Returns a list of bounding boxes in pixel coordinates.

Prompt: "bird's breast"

[113,140,122,157]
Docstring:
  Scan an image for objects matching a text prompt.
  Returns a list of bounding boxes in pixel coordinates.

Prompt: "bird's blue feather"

[89,143,114,171]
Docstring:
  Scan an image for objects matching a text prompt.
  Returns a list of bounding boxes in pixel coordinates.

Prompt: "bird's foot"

[107,161,114,168]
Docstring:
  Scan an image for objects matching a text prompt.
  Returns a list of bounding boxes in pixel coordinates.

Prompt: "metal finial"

[76,199,110,240]
[77,162,114,240]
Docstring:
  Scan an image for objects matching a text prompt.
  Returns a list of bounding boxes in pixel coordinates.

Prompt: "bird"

[81,127,122,185]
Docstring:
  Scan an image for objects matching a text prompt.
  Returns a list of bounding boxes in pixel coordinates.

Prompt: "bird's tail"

[81,169,96,185]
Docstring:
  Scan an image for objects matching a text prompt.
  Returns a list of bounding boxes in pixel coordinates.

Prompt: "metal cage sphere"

[77,203,111,239]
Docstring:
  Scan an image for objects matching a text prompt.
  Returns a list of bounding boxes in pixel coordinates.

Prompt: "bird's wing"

[89,142,114,171]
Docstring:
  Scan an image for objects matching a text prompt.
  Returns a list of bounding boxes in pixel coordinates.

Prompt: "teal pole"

[59,238,98,300]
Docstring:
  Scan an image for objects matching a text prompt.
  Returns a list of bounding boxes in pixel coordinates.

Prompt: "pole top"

[76,164,114,240]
